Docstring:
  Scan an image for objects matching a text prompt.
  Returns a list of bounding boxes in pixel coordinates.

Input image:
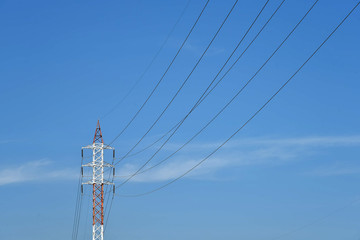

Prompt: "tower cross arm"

[82,162,114,168]
[82,180,114,185]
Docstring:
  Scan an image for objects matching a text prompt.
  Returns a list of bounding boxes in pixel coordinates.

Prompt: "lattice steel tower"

[81,120,115,240]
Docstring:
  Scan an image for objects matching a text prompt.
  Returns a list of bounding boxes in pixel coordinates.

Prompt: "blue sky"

[0,0,360,239]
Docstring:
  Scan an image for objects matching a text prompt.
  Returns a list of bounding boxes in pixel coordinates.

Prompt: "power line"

[71,166,83,240]
[101,0,192,119]
[116,0,359,197]
[103,0,236,217]
[116,0,261,189]
[116,121,181,164]
[104,195,115,234]
[114,0,285,168]
[269,197,360,240]
[81,194,91,240]
[116,0,239,163]
[103,170,115,233]
[114,0,309,188]
[71,182,80,240]
[108,0,211,146]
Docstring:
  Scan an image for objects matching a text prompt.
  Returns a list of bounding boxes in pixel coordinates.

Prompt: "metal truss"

[81,121,114,240]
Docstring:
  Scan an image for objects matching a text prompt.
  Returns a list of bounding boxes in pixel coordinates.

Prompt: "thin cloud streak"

[164,135,360,151]
[0,139,16,144]
[1,136,359,186]
[0,160,77,186]
[306,165,360,177]
[117,135,360,183]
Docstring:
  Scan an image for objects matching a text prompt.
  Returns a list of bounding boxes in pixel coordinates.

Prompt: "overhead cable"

[108,0,211,146]
[114,0,239,162]
[117,0,358,196]
[116,0,284,166]
[115,0,311,188]
[101,0,192,119]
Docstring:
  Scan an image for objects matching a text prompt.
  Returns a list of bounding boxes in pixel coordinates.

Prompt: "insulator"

[113,149,115,158]
[81,185,83,195]
[113,186,115,194]
[113,168,115,177]
[81,167,83,176]
[81,149,83,158]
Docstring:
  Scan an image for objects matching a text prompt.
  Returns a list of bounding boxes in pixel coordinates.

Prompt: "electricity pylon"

[81,120,115,240]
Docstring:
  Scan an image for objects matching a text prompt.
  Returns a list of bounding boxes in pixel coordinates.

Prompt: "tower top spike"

[93,120,104,144]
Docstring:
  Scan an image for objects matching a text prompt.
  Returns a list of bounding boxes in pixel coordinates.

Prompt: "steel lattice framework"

[82,121,114,240]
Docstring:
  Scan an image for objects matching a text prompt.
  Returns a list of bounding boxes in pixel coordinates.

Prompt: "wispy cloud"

[183,41,226,56]
[2,136,359,186]
[116,156,229,183]
[0,139,16,144]
[116,135,360,183]
[306,164,360,177]
[0,160,77,186]
[165,135,360,151]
